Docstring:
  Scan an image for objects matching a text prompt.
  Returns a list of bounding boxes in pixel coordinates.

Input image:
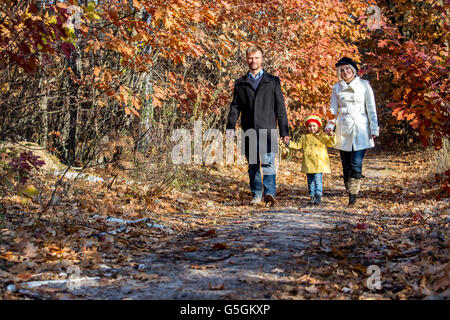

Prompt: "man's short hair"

[246,45,263,57]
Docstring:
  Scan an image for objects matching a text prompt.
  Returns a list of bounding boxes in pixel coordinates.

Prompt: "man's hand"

[226,129,234,138]
[371,135,377,139]
[281,136,290,146]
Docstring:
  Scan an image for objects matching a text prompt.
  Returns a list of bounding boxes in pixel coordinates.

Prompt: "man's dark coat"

[226,71,289,156]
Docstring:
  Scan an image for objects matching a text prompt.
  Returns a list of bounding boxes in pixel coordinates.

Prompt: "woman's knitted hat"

[335,57,358,73]
[304,114,322,127]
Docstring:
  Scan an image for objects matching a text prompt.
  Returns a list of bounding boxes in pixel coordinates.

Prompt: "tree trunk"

[66,35,80,165]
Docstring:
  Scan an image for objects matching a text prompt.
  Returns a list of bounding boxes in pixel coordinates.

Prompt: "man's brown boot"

[264,194,276,207]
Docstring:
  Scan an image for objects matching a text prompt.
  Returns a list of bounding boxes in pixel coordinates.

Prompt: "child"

[290,114,335,205]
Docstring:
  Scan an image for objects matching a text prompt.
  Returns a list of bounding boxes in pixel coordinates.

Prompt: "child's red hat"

[304,114,322,127]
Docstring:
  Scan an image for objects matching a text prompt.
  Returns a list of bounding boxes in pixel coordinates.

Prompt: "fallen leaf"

[19,185,39,199]
[23,242,39,258]
[208,282,224,290]
[356,223,368,230]
[211,242,228,250]
[365,251,382,259]
[200,229,217,237]
[305,285,319,294]
[17,273,33,280]
[0,269,13,280]
[134,273,160,281]
[182,246,198,252]
[191,264,207,270]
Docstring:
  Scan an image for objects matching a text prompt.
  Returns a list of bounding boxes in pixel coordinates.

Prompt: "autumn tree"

[359,0,448,149]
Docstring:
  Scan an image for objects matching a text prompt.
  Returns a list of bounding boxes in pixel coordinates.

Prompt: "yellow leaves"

[1,82,10,93]
[86,1,96,13]
[77,1,100,20]
[18,184,38,199]
[86,11,101,20]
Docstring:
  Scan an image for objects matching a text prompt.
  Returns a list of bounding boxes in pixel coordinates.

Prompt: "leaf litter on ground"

[0,147,448,299]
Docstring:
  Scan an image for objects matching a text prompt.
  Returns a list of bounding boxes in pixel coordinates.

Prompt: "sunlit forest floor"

[0,147,448,299]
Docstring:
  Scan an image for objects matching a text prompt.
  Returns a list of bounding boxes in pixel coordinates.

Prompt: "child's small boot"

[309,195,315,204]
[314,195,322,205]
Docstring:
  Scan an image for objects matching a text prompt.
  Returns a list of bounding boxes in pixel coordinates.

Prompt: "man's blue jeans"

[247,152,276,199]
[339,149,366,179]
[307,173,323,198]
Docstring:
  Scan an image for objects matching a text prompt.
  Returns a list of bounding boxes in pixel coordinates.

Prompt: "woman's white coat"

[328,76,379,151]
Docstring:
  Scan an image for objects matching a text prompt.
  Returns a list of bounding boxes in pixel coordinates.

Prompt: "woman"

[325,57,379,205]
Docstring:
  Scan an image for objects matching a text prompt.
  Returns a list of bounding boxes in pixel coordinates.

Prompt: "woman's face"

[340,64,355,83]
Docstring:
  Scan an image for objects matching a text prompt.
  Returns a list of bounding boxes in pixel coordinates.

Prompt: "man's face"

[246,50,263,72]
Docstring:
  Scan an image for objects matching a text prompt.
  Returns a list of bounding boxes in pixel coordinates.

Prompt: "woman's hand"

[324,127,334,136]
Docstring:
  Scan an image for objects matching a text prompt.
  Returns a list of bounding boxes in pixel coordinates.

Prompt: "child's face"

[307,122,320,134]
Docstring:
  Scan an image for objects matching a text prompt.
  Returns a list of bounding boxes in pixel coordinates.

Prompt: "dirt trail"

[67,152,402,300]
[73,207,337,299]
[6,149,446,300]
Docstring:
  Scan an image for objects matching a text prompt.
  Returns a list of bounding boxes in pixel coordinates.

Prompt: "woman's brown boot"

[348,177,361,205]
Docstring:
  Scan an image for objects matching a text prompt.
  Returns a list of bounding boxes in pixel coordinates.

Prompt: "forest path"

[67,149,447,300]
[2,149,447,300]
[74,206,334,299]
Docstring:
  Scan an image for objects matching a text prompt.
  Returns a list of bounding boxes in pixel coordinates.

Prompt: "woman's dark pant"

[339,149,366,181]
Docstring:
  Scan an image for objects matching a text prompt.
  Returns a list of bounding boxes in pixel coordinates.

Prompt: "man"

[226,45,290,206]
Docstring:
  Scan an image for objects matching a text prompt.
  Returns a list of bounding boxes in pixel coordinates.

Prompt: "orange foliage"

[360,0,448,149]
[1,0,371,128]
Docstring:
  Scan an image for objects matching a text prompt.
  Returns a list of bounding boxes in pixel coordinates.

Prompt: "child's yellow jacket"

[290,132,336,174]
